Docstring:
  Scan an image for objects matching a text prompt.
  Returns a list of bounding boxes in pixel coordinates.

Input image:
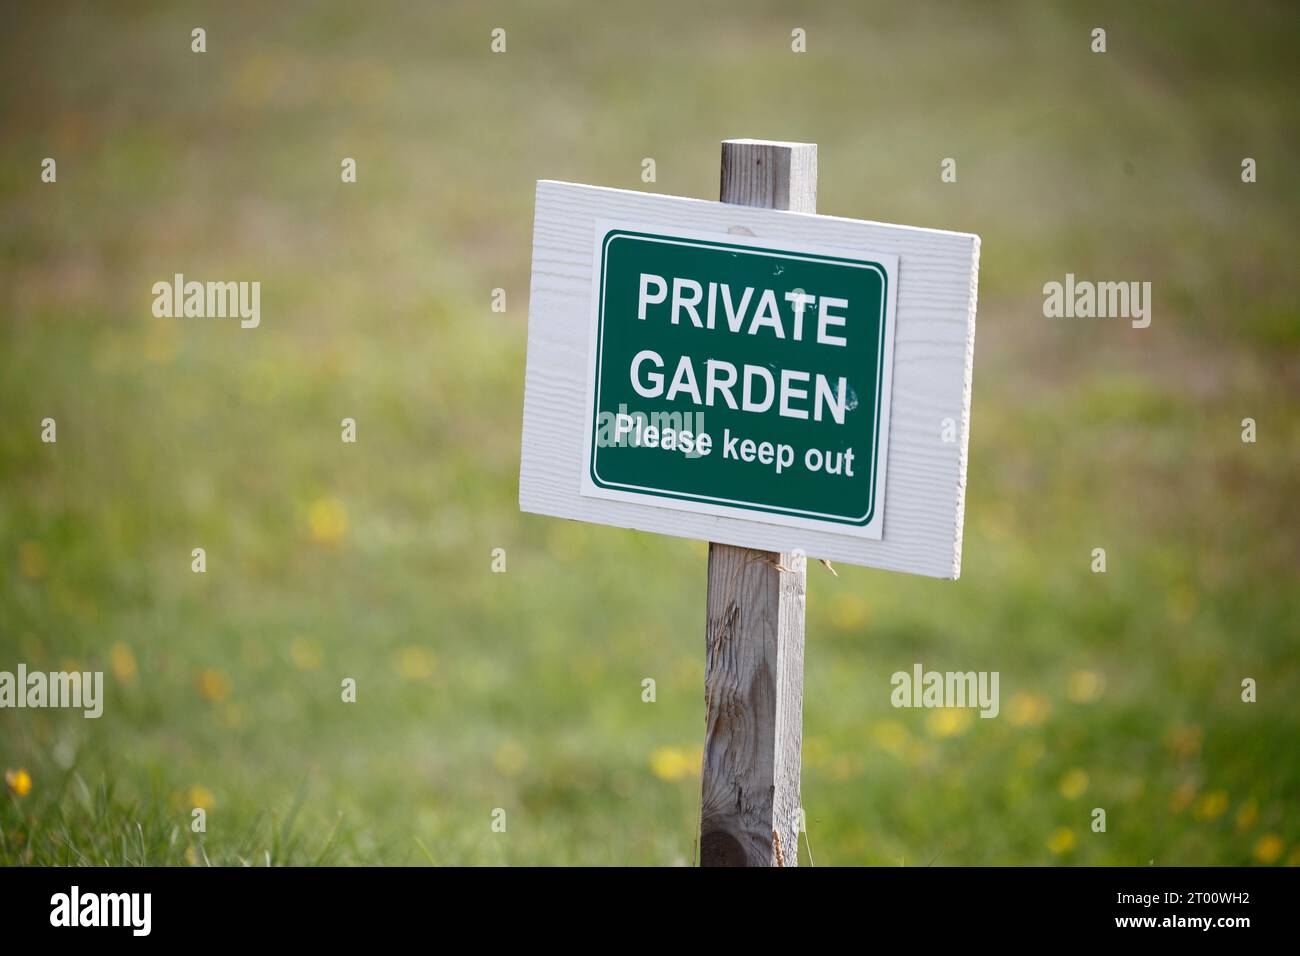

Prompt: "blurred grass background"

[0,0,1296,865]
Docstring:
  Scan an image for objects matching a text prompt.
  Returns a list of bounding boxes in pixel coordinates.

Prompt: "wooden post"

[699,140,815,867]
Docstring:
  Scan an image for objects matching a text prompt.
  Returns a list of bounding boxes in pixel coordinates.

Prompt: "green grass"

[1,0,1297,865]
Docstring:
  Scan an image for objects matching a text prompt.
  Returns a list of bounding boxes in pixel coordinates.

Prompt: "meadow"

[1,0,1296,865]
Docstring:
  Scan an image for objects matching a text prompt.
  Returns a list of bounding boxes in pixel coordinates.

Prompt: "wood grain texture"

[520,174,980,578]
[699,141,811,868]
[720,139,817,213]
[700,544,805,866]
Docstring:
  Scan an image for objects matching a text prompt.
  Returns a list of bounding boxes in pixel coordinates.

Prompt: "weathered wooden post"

[700,140,816,867]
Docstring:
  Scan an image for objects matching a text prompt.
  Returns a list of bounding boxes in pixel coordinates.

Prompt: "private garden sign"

[521,160,978,579]
[519,140,981,866]
[581,224,898,539]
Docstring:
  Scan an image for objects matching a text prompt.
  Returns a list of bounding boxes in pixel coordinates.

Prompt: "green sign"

[581,224,898,539]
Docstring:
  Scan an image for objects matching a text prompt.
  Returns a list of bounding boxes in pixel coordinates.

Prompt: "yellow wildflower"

[1254,834,1284,865]
[197,668,231,702]
[5,768,32,797]
[925,708,974,738]
[828,592,868,631]
[1235,799,1258,830]
[1006,693,1050,727]
[289,637,322,670]
[1059,769,1089,800]
[308,497,348,544]
[1047,827,1076,855]
[1194,790,1229,821]
[650,746,700,782]
[109,643,138,682]
[394,646,436,680]
[493,741,527,777]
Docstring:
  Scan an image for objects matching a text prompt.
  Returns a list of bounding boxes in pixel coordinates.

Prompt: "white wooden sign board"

[520,180,980,579]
